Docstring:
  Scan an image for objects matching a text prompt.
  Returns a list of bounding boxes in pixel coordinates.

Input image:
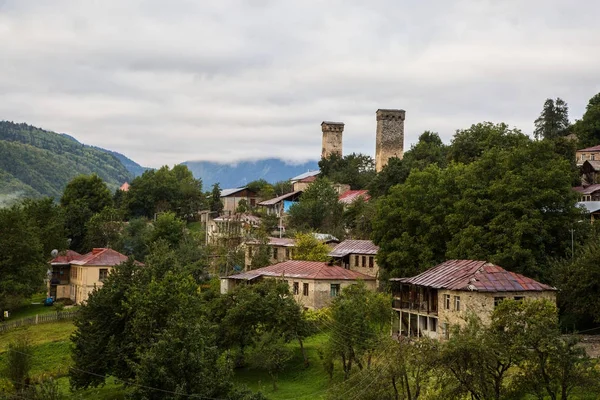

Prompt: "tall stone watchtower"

[321,121,344,159]
[375,109,405,172]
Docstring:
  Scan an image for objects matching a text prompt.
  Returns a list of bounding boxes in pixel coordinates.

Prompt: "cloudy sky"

[1,0,599,167]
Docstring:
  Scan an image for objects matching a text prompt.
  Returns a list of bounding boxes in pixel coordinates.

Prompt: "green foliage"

[373,138,582,279]
[249,331,294,391]
[250,233,272,270]
[210,182,224,214]
[534,98,571,140]
[0,121,132,205]
[3,337,33,394]
[575,92,600,148]
[61,174,113,252]
[0,205,46,314]
[247,179,276,200]
[448,122,529,164]
[121,217,152,261]
[292,233,331,262]
[342,198,375,239]
[125,164,205,220]
[288,177,344,238]
[84,207,124,251]
[21,198,68,258]
[319,153,376,190]
[237,198,250,213]
[367,157,408,198]
[149,211,186,248]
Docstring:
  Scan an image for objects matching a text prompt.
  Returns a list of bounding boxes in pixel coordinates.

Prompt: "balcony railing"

[392,298,438,315]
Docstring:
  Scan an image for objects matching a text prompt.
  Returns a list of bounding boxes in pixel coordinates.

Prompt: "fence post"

[35,314,39,325]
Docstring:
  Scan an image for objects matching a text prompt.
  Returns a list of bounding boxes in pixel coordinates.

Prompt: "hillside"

[0,121,134,205]
[183,158,319,188]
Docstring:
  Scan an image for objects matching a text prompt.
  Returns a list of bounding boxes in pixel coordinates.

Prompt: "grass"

[234,333,338,399]
[5,292,78,321]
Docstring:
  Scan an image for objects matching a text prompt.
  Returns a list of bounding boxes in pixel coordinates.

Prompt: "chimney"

[321,121,344,159]
[375,109,405,172]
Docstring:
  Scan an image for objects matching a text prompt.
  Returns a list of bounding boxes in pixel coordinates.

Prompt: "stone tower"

[375,109,405,172]
[321,121,344,159]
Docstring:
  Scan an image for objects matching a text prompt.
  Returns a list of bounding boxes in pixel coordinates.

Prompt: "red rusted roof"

[578,145,600,152]
[573,184,600,195]
[228,260,376,281]
[329,240,379,257]
[390,260,555,292]
[338,190,371,205]
[50,250,83,265]
[299,175,318,183]
[72,248,140,266]
[119,182,130,192]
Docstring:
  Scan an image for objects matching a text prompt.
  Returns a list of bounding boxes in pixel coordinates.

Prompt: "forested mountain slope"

[0,121,133,205]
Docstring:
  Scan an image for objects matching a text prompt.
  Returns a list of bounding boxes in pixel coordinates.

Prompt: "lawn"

[5,292,78,321]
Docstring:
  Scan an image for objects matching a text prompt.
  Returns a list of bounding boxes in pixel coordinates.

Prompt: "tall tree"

[534,98,570,140]
[574,92,600,148]
[291,233,331,261]
[319,153,376,190]
[209,183,224,214]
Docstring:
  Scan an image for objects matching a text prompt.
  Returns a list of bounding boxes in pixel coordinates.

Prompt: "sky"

[1,0,599,168]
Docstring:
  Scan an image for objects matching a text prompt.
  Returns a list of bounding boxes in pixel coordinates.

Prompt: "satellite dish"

[51,249,59,258]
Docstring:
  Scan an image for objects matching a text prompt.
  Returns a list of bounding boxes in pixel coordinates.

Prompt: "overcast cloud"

[1,0,599,167]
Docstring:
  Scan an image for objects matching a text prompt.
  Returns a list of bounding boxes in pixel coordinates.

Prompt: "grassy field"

[5,293,71,320]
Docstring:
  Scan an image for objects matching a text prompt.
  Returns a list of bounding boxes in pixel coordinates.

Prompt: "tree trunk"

[298,337,309,367]
[391,376,399,400]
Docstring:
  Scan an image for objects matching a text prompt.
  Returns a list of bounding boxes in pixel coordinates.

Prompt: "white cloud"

[1,0,599,167]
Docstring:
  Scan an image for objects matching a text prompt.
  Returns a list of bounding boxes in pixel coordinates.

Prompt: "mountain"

[183,158,320,188]
[0,121,134,205]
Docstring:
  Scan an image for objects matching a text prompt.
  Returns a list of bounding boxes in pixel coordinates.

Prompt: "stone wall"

[348,253,379,278]
[245,244,294,270]
[375,109,405,172]
[321,122,344,159]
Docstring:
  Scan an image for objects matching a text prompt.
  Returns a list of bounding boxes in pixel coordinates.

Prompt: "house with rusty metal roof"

[220,187,260,214]
[338,190,371,206]
[221,260,376,309]
[576,144,600,166]
[48,248,142,305]
[389,260,556,340]
[572,183,600,201]
[329,239,379,279]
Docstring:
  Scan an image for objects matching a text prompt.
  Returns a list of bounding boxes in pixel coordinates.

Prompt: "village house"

[577,201,600,223]
[258,190,303,217]
[220,187,260,214]
[390,260,556,340]
[328,239,379,279]
[245,237,296,270]
[48,248,141,305]
[576,145,600,166]
[580,160,600,185]
[291,171,320,192]
[220,260,376,309]
[573,183,600,201]
[338,190,371,207]
[206,213,261,245]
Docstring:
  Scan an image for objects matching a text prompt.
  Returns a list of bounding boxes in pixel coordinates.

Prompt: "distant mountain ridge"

[183,158,320,188]
[0,121,139,206]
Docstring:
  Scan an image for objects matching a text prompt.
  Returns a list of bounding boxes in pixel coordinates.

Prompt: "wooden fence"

[0,310,78,333]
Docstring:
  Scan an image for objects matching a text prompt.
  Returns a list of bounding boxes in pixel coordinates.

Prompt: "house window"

[250,198,256,206]
[454,296,461,311]
[303,283,309,296]
[494,297,505,308]
[355,255,359,267]
[444,294,451,310]
[293,282,299,295]
[429,317,438,333]
[286,248,290,259]
[99,269,109,282]
[514,296,524,302]
[330,284,340,297]
[369,257,374,268]
[443,323,450,340]
[273,247,278,259]
[593,154,596,161]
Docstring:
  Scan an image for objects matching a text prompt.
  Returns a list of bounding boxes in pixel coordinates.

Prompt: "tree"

[319,153,376,190]
[534,98,570,140]
[3,337,32,394]
[367,157,408,198]
[288,178,344,238]
[0,205,46,315]
[343,197,375,240]
[575,92,600,148]
[21,197,68,258]
[292,233,331,262]
[149,211,186,248]
[61,174,113,252]
[121,217,152,261]
[209,183,224,214]
[448,122,529,164]
[85,207,124,251]
[236,198,249,213]
[249,331,294,391]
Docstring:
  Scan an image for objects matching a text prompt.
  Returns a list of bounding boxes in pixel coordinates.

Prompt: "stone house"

[390,260,556,340]
[580,160,600,185]
[258,190,303,217]
[206,213,261,245]
[220,260,376,309]
[573,184,600,201]
[291,171,320,192]
[576,145,600,166]
[328,239,379,279]
[48,248,142,305]
[245,237,296,270]
[220,187,260,214]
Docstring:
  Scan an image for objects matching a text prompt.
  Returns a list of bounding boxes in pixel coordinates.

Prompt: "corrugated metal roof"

[338,190,371,205]
[50,250,83,265]
[246,237,296,247]
[227,260,376,281]
[290,170,320,182]
[329,240,379,257]
[577,201,600,213]
[582,160,600,171]
[578,145,600,152]
[214,213,261,225]
[220,187,247,197]
[258,190,302,206]
[312,233,339,243]
[119,182,130,192]
[71,248,141,267]
[573,184,600,195]
[390,260,555,292]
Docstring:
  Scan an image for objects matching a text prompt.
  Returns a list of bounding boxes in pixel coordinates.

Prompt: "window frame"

[330,283,341,297]
[273,247,279,259]
[98,268,109,282]
[303,283,309,296]
[494,296,506,308]
[293,282,299,295]
[444,294,451,310]
[454,295,461,311]
[369,257,374,268]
